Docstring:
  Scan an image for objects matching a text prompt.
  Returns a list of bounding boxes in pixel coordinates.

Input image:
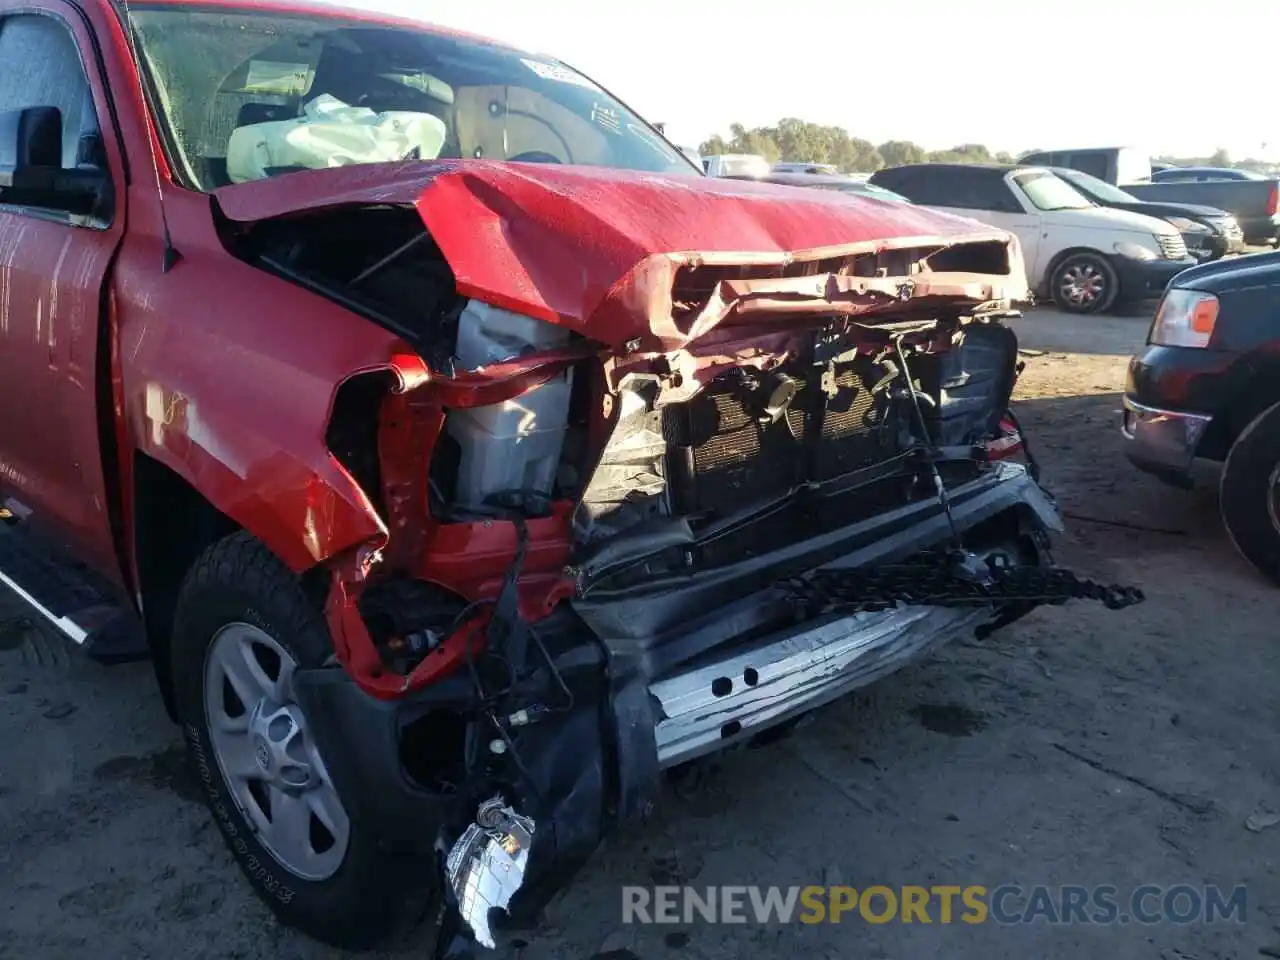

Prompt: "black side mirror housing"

[0,105,63,188]
[0,105,112,218]
[76,131,108,169]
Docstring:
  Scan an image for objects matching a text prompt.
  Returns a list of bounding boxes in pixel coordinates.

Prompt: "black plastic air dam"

[572,462,1061,677]
[293,462,1099,960]
[291,667,461,854]
[289,466,1057,856]
[294,607,619,909]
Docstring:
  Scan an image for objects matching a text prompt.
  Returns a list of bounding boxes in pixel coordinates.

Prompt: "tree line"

[697,119,1273,174]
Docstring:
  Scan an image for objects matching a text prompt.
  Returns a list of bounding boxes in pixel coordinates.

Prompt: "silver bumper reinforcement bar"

[651,603,994,768]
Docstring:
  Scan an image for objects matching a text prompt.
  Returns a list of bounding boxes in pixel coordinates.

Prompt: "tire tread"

[1220,399,1280,585]
[171,531,438,951]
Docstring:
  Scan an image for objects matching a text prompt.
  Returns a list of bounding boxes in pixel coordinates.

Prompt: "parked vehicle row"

[716,156,1247,313]
[728,170,911,203]
[1133,176,1280,246]
[1020,147,1280,246]
[1152,166,1269,183]
[1048,167,1245,262]
[869,163,1195,314]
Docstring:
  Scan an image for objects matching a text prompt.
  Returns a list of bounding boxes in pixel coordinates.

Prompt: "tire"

[171,532,437,949]
[1049,252,1119,314]
[1220,400,1280,585]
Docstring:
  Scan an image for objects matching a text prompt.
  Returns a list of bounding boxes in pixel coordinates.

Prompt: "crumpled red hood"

[216,160,1016,349]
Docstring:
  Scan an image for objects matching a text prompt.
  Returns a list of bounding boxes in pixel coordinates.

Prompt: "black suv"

[1048,167,1245,262]
[1123,251,1280,582]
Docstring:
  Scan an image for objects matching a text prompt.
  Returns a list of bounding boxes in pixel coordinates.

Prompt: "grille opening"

[663,359,901,521]
[648,351,988,577]
[1157,234,1188,260]
[401,710,469,793]
[590,337,997,590]
[925,239,1011,275]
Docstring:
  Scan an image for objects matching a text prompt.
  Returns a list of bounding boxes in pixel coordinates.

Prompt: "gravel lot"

[3,303,1279,960]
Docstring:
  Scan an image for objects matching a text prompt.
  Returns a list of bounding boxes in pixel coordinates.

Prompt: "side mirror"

[0,105,62,187]
[0,105,111,217]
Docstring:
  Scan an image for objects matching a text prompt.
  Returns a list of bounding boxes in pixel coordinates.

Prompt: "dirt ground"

[3,304,1279,960]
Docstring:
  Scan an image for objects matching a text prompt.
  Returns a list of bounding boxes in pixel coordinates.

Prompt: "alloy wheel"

[1059,262,1107,307]
[203,622,350,881]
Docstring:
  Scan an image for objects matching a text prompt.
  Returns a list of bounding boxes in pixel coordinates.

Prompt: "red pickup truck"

[0,0,1141,953]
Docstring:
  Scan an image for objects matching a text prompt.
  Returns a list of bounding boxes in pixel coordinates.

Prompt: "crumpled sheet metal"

[445,798,536,949]
[214,159,1021,351]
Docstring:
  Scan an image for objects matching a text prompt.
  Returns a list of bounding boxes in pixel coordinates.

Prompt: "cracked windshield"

[126,7,694,189]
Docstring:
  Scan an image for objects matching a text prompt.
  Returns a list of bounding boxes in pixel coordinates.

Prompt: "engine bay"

[221,205,1021,546]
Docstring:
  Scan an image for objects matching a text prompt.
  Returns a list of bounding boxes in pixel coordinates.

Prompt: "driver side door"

[987,173,1044,283]
[911,167,1043,288]
[0,4,125,576]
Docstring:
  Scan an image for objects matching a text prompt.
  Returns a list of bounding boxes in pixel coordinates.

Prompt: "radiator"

[663,360,900,517]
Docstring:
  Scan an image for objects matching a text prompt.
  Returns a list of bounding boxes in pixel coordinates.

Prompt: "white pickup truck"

[870,162,1197,313]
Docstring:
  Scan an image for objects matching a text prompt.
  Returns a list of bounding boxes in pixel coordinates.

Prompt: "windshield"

[1056,168,1135,204]
[857,183,909,203]
[1014,171,1094,211]
[124,6,695,190]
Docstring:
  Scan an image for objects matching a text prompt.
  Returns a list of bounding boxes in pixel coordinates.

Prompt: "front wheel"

[171,532,437,948]
[1220,400,1280,585]
[1050,252,1119,314]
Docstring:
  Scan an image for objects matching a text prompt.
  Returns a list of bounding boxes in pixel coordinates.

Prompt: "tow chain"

[781,551,1145,623]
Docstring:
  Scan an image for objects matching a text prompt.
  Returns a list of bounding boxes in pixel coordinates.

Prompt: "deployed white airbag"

[225,93,448,183]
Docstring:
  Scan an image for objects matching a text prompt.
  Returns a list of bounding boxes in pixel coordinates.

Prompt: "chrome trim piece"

[1157,233,1188,261]
[1121,397,1212,444]
[652,604,992,768]
[0,566,89,645]
[1122,396,1214,425]
[446,797,535,949]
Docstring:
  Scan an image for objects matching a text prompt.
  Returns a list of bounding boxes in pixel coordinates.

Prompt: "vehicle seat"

[236,102,299,128]
[230,101,308,179]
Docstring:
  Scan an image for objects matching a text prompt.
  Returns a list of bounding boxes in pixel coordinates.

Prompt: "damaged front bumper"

[295,461,1138,951]
[652,604,993,767]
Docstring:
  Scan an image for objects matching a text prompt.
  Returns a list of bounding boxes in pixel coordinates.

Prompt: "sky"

[336,0,1276,162]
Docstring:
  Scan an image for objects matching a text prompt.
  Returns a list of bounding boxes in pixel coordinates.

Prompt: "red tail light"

[983,417,1024,461]
[1268,183,1278,217]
